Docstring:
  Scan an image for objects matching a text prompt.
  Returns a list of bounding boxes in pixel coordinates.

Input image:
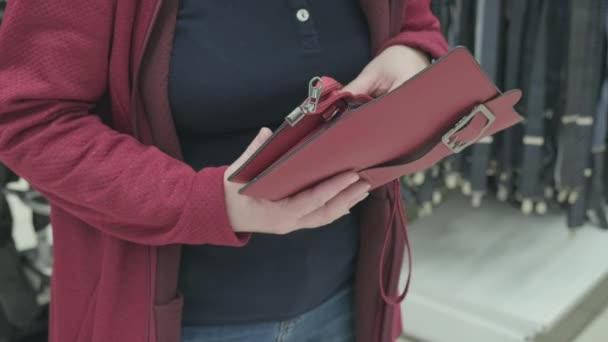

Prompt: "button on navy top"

[169,0,371,325]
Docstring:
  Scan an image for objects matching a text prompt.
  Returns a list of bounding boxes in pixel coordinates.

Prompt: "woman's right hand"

[224,127,370,235]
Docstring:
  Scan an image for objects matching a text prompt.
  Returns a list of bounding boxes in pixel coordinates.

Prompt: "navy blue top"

[169,0,371,325]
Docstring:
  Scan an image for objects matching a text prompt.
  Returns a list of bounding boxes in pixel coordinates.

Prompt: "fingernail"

[263,127,273,137]
[350,174,360,184]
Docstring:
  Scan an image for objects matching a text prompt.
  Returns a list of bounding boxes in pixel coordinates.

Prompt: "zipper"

[288,49,485,134]
[286,77,326,126]
[129,1,165,341]
[285,77,371,127]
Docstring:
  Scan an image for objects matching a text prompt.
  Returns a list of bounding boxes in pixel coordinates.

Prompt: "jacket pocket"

[154,293,184,342]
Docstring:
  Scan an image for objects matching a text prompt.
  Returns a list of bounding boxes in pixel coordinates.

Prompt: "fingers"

[342,67,378,95]
[387,79,404,93]
[243,127,272,161]
[347,186,372,207]
[282,171,360,217]
[294,180,370,229]
[228,127,272,174]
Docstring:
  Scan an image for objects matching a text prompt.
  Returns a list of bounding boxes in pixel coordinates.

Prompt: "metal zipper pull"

[303,76,323,112]
[286,77,324,126]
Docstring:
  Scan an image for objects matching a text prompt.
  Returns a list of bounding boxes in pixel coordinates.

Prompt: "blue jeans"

[181,287,355,342]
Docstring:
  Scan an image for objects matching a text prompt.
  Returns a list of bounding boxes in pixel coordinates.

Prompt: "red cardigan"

[0,1,448,341]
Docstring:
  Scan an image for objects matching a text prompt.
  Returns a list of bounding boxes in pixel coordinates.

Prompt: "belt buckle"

[442,103,496,153]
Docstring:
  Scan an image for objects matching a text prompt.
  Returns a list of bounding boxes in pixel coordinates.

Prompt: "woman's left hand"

[342,45,430,97]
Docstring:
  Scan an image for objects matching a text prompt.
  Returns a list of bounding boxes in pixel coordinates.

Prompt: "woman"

[0,1,448,341]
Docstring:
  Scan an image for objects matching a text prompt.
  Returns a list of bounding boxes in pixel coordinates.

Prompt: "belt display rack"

[405,6,608,340]
[415,0,608,230]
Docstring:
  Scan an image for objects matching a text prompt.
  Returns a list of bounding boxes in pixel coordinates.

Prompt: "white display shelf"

[400,195,608,342]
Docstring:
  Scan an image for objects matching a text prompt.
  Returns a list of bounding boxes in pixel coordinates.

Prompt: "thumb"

[342,69,377,95]
[230,127,273,172]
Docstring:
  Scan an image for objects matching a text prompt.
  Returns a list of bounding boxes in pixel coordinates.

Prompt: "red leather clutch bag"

[228,47,523,200]
[227,47,524,308]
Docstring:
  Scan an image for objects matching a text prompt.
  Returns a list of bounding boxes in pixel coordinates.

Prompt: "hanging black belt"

[541,0,570,206]
[496,0,527,203]
[445,0,461,47]
[585,2,608,229]
[517,0,547,214]
[430,0,452,38]
[442,0,476,194]
[466,0,503,208]
[412,0,455,215]
[418,0,455,214]
[557,0,606,228]
[587,79,608,228]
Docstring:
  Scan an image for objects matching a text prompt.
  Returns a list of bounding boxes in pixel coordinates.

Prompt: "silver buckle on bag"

[441,104,495,153]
